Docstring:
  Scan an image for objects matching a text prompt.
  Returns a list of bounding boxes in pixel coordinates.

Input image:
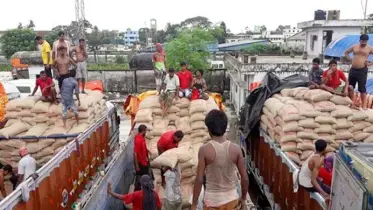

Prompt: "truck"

[239,72,328,210]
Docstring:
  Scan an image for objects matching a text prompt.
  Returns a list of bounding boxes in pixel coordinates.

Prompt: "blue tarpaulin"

[324,34,373,61]
[365,78,373,94]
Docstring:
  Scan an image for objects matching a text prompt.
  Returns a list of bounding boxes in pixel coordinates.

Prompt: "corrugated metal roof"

[324,34,373,61]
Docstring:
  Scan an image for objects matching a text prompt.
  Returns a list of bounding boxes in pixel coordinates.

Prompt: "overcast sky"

[1,0,372,33]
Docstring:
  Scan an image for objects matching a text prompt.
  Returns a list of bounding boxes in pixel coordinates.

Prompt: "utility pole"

[75,0,86,43]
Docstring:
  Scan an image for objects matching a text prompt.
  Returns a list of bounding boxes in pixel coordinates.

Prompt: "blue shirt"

[61,77,78,102]
[308,67,324,85]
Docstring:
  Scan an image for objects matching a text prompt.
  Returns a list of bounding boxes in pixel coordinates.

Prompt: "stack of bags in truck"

[261,87,373,166]
[134,95,219,208]
[0,90,106,168]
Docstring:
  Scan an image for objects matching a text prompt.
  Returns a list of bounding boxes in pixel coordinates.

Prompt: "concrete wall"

[87,69,230,94]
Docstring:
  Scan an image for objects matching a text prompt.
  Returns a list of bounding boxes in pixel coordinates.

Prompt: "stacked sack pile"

[134,95,219,208]
[0,90,107,168]
[261,87,373,166]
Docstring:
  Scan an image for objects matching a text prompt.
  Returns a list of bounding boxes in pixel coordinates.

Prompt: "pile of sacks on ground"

[133,95,219,207]
[0,90,106,168]
[261,87,373,166]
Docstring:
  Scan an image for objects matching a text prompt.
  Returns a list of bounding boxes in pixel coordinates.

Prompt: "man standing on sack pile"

[159,68,180,116]
[191,110,248,210]
[345,34,373,109]
[134,125,153,191]
[157,130,184,187]
[61,70,81,127]
[70,39,88,94]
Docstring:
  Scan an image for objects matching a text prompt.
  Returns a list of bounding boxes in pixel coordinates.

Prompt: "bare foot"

[81,91,87,94]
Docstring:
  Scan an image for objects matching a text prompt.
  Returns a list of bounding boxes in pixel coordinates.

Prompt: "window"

[16,86,31,93]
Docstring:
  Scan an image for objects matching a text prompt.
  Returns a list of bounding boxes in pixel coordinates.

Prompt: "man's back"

[18,155,36,182]
[61,77,78,102]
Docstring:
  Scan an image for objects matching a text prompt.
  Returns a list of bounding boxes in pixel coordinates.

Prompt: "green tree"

[216,22,227,44]
[0,29,36,59]
[44,31,59,46]
[165,28,215,70]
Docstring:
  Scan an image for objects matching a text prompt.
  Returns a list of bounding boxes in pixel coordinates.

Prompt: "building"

[123,28,139,47]
[297,19,373,57]
[283,27,302,39]
[266,31,285,46]
[284,31,306,50]
[225,33,252,43]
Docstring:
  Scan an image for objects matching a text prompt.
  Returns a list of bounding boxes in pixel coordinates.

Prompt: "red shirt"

[134,134,148,166]
[157,131,178,151]
[122,190,161,210]
[36,77,53,96]
[322,69,346,89]
[177,70,193,89]
[318,167,332,186]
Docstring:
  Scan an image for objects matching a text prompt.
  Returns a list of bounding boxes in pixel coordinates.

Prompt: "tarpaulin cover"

[365,78,373,95]
[240,72,309,139]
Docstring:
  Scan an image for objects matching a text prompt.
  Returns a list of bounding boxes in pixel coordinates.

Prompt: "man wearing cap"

[345,34,373,109]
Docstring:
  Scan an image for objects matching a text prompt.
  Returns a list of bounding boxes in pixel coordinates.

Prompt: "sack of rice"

[363,125,373,133]
[350,121,370,132]
[189,100,207,114]
[301,150,314,160]
[152,108,163,116]
[313,101,336,112]
[43,126,68,136]
[366,110,373,123]
[34,147,54,159]
[168,106,181,113]
[179,109,189,117]
[4,139,26,149]
[297,141,315,150]
[331,105,353,118]
[134,109,153,123]
[31,101,51,113]
[315,116,337,124]
[264,98,284,116]
[139,96,161,110]
[151,148,178,168]
[330,95,353,106]
[315,124,336,134]
[304,89,333,102]
[289,87,308,97]
[175,98,190,109]
[23,124,48,137]
[190,113,206,123]
[36,155,53,166]
[191,121,206,130]
[280,141,297,152]
[18,109,36,118]
[298,118,320,129]
[6,99,23,111]
[277,104,303,122]
[5,111,19,119]
[280,89,292,97]
[317,133,335,143]
[282,121,302,132]
[348,110,368,121]
[335,130,353,140]
[364,135,373,143]
[294,89,309,100]
[166,113,180,122]
[285,152,301,165]
[352,131,370,141]
[49,139,68,150]
[297,130,318,140]
[17,97,39,109]
[0,122,29,138]
[4,119,18,128]
[278,132,297,143]
[176,119,192,135]
[332,118,353,130]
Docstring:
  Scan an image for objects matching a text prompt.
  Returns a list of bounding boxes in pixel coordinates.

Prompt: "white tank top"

[298,153,315,188]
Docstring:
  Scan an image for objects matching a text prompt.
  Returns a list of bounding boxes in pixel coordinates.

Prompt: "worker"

[308,58,324,88]
[298,139,330,200]
[17,147,36,184]
[107,175,162,210]
[191,70,209,100]
[159,68,180,116]
[0,164,13,198]
[134,124,152,191]
[177,61,193,98]
[52,31,71,60]
[157,130,184,186]
[191,110,248,210]
[317,155,333,194]
[70,39,88,94]
[35,36,53,78]
[163,165,182,210]
[345,34,373,109]
[30,71,57,103]
[319,60,355,106]
[61,70,81,127]
[152,43,167,92]
[53,46,77,92]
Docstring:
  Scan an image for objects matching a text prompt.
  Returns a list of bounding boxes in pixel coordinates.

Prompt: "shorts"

[76,61,87,79]
[159,91,176,107]
[179,88,191,98]
[203,199,240,210]
[58,74,70,91]
[348,67,368,93]
[301,185,317,193]
[163,199,182,210]
[44,65,52,78]
[61,99,78,118]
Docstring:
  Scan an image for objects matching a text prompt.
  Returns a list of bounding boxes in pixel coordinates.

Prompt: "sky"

[1,0,373,33]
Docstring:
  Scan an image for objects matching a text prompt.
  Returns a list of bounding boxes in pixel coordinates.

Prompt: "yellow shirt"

[41,41,53,65]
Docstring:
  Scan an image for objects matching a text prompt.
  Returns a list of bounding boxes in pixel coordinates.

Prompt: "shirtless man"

[52,31,71,60]
[0,165,13,199]
[345,34,373,109]
[70,39,88,93]
[53,46,77,92]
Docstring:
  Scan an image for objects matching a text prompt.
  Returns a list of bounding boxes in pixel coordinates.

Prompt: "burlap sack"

[351,121,370,132]
[297,131,318,140]
[34,147,54,159]
[280,89,292,97]
[4,139,26,149]
[179,109,189,117]
[264,98,284,115]
[301,150,314,160]
[151,148,178,168]
[4,119,18,128]
[19,109,36,118]
[17,96,39,109]
[289,87,308,97]
[286,152,301,165]
[313,101,336,112]
[43,126,68,136]
[190,113,206,123]
[191,121,206,130]
[0,122,29,138]
[6,99,23,111]
[175,98,190,109]
[298,118,320,129]
[352,131,370,142]
[331,105,353,118]
[280,142,297,152]
[305,89,333,102]
[315,124,336,134]
[139,96,161,109]
[335,130,353,140]
[330,95,353,106]
[168,106,181,113]
[24,124,48,137]
[315,116,337,124]
[348,110,368,121]
[31,101,51,113]
[332,118,353,129]
[282,121,301,132]
[297,142,315,150]
[363,125,373,133]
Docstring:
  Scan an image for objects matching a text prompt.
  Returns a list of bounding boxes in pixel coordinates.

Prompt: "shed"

[324,34,373,61]
[218,40,269,51]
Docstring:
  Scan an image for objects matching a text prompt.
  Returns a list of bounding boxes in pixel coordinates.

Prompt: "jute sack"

[282,121,302,132]
[152,108,163,116]
[36,155,53,166]
[0,122,29,138]
[305,89,333,102]
[335,130,353,140]
[4,139,26,149]
[351,121,370,132]
[191,121,206,130]
[286,152,301,165]
[331,105,353,118]
[24,124,48,137]
[17,96,39,109]
[280,89,292,97]
[294,89,309,100]
[19,109,36,118]
[5,111,19,119]
[330,95,353,106]
[139,96,161,109]
[289,87,308,97]
[260,122,267,132]
[190,113,206,123]
[151,148,178,168]
[348,110,368,121]
[34,147,54,159]
[177,121,192,135]
[50,139,68,150]
[134,109,153,122]
[179,109,189,117]
[365,110,373,123]
[281,141,297,152]
[6,99,23,111]
[4,119,18,128]
[189,103,207,115]
[315,124,336,134]
[317,133,336,143]
[279,132,297,143]
[175,98,190,109]
[333,118,353,129]
[168,106,181,113]
[43,126,68,136]
[301,151,314,160]
[352,131,370,142]
[174,145,194,163]
[364,135,373,143]
[0,141,13,150]
[297,131,318,140]
[68,123,90,134]
[264,98,284,116]
[315,116,337,124]
[363,125,373,133]
[298,118,320,129]
[313,101,336,112]
[166,113,180,122]
[297,141,315,151]
[31,101,51,113]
